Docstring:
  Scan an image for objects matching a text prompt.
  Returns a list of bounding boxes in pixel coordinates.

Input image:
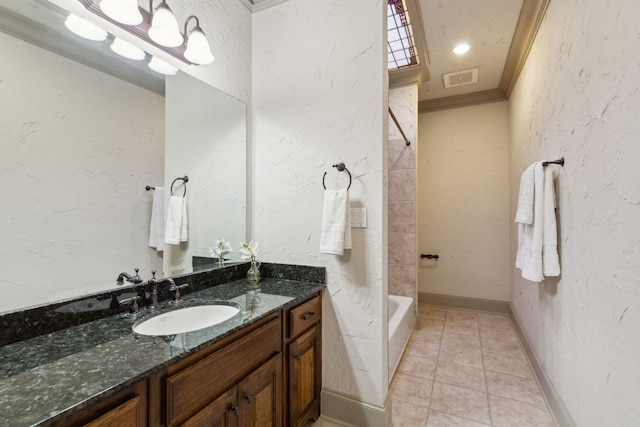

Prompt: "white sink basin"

[132,304,240,336]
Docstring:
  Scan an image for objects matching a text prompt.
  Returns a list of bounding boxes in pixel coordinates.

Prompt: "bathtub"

[388,294,415,383]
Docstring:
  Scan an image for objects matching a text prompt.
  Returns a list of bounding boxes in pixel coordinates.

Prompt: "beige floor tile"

[426,410,490,427]
[397,353,437,380]
[419,304,446,320]
[481,337,525,359]
[406,333,441,359]
[430,382,491,425]
[435,361,486,392]
[438,338,484,369]
[483,351,533,378]
[390,372,433,407]
[441,331,482,349]
[392,399,429,427]
[489,394,556,427]
[306,417,344,427]
[420,317,445,332]
[446,308,478,321]
[444,318,479,336]
[486,371,547,407]
[478,321,519,342]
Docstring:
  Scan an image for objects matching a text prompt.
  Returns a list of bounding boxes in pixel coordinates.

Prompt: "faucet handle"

[132,268,143,284]
[119,295,141,315]
[170,283,189,302]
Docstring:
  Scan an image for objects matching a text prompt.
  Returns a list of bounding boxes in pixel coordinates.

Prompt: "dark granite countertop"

[0,265,325,427]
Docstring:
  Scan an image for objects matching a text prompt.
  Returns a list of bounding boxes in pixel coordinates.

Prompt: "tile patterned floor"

[309,304,557,427]
[391,304,557,427]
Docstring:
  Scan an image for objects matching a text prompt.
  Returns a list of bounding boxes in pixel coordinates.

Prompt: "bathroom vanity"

[0,263,324,427]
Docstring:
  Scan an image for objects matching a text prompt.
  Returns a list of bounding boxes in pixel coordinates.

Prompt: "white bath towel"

[521,162,544,282]
[164,195,188,245]
[515,163,536,224]
[515,162,538,269]
[543,165,561,276]
[148,187,165,251]
[320,188,351,255]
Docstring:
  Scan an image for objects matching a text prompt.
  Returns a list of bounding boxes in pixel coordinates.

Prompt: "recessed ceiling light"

[453,43,470,55]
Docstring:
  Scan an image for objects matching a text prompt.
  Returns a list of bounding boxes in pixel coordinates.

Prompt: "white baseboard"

[320,388,391,427]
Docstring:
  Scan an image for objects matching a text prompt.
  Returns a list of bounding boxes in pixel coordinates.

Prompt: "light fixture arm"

[184,15,201,35]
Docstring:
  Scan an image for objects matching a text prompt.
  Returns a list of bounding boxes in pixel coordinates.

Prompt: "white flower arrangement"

[211,239,233,266]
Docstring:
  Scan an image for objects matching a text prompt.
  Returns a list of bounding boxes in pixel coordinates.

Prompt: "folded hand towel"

[543,165,561,276]
[320,188,351,255]
[165,195,188,245]
[149,187,165,251]
[522,162,544,282]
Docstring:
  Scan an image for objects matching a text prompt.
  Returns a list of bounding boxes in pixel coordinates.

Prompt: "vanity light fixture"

[99,0,143,26]
[64,13,108,41]
[77,0,214,66]
[453,43,470,55]
[110,36,146,60]
[183,16,214,65]
[148,56,178,75]
[148,0,183,47]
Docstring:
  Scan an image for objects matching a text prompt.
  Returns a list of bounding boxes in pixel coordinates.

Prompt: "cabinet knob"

[293,354,301,360]
[302,312,316,320]
[231,405,240,415]
[244,394,253,404]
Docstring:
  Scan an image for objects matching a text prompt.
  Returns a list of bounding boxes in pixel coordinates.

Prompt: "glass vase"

[246,261,261,289]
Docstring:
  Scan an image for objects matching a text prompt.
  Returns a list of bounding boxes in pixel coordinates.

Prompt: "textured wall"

[0,32,164,312]
[418,102,510,301]
[252,0,389,410]
[388,85,418,300]
[509,0,640,425]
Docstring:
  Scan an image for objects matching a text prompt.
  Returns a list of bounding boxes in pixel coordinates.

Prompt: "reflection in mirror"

[0,1,246,313]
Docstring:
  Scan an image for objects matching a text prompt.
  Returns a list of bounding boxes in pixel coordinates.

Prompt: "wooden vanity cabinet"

[53,379,148,427]
[285,294,322,427]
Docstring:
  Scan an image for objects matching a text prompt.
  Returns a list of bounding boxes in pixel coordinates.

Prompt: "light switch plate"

[350,208,367,228]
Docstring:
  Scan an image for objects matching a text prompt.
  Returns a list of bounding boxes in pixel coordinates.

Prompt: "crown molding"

[418,89,506,113]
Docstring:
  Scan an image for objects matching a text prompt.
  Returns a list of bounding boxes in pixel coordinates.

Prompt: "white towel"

[521,162,544,282]
[515,163,536,224]
[320,188,351,255]
[164,195,188,245]
[149,187,165,251]
[515,162,538,269]
[543,165,561,276]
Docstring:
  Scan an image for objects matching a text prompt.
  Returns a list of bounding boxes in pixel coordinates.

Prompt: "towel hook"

[323,163,352,190]
[170,176,189,196]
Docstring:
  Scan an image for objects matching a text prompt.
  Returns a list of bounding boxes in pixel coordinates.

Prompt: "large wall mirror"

[0,0,247,313]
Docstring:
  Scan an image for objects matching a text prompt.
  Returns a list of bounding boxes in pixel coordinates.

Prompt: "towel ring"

[170,176,189,196]
[322,163,352,190]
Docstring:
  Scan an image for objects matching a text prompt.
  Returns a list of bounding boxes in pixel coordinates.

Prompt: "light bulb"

[100,0,143,26]
[64,14,108,41]
[148,1,183,47]
[184,27,214,65]
[453,43,470,55]
[110,37,146,60]
[148,56,178,75]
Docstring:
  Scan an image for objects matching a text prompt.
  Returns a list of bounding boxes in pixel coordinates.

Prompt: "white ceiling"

[417,0,524,102]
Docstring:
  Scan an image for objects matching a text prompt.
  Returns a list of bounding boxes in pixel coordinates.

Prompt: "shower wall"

[417,101,510,301]
[388,85,418,301]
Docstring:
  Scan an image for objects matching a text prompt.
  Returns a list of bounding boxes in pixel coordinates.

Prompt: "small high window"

[387,0,418,70]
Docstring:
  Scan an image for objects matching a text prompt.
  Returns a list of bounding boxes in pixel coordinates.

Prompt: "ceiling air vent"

[443,68,478,88]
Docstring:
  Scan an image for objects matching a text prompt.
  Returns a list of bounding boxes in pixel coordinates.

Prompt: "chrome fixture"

[119,295,141,316]
[116,268,143,285]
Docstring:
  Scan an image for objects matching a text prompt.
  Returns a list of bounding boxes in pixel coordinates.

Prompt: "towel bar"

[542,157,564,167]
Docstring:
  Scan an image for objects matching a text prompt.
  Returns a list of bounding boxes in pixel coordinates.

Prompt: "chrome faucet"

[147,270,176,309]
[116,268,143,286]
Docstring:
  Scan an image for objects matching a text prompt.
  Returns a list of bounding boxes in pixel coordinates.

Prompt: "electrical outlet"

[350,208,367,228]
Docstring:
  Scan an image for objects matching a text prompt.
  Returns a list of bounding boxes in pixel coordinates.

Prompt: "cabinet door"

[83,396,144,427]
[238,354,283,427]
[181,386,238,427]
[289,326,320,427]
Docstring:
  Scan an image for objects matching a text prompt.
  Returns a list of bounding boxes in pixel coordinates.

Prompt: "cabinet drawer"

[166,318,281,425]
[289,295,321,338]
